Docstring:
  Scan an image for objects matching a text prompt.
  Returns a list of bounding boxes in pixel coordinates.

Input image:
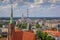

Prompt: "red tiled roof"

[11,29,36,40]
[43,30,60,37]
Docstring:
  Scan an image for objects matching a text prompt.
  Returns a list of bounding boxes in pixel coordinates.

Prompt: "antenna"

[27,8,29,18]
[21,13,24,22]
[27,8,30,30]
[22,13,24,19]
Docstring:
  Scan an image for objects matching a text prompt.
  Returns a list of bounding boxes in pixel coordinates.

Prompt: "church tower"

[8,5,15,40]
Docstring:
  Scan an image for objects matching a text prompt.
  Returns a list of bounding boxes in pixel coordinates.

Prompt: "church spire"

[10,5,13,24]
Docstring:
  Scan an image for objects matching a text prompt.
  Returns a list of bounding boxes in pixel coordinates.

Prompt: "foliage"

[29,24,32,30]
[36,30,55,40]
[0,23,3,28]
[17,23,27,29]
[21,23,27,29]
[41,32,48,40]
[36,22,41,28]
[0,34,2,38]
[46,36,55,40]
[36,30,42,39]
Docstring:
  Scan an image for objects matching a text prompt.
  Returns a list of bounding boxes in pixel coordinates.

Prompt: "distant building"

[44,20,60,29]
[34,0,43,4]
[43,0,53,4]
[57,24,60,32]
[44,30,60,40]
[23,0,43,4]
[42,0,60,4]
[23,0,34,3]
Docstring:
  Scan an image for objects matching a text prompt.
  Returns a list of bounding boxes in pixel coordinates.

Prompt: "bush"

[0,23,3,28]
[17,23,27,29]
[41,32,48,40]
[0,34,2,38]
[36,30,42,39]
[21,23,27,29]
[36,22,41,28]
[46,36,55,40]
[36,30,55,40]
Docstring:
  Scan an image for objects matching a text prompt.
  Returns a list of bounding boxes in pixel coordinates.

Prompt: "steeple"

[10,5,13,24]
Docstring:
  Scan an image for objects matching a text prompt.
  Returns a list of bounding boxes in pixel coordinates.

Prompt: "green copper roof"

[9,5,13,24]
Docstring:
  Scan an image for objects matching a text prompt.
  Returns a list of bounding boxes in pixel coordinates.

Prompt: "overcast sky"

[0,0,60,17]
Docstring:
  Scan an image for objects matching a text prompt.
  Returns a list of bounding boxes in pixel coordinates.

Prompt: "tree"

[17,23,27,29]
[21,23,27,29]
[36,29,55,40]
[29,24,32,30]
[46,36,55,40]
[57,24,60,31]
[36,30,42,39]
[41,32,48,40]
[0,23,3,28]
[36,22,41,28]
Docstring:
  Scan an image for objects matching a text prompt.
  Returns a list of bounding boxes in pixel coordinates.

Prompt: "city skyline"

[0,0,60,17]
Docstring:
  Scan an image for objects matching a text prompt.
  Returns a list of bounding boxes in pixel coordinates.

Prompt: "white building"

[34,0,43,4]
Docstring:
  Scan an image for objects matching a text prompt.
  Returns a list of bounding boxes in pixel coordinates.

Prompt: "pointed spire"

[27,8,29,18]
[10,5,13,24]
[22,13,23,19]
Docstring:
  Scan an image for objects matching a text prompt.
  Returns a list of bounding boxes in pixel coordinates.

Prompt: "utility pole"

[27,8,30,30]
[21,13,24,22]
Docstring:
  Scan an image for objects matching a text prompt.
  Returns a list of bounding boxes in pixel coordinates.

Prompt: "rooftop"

[43,30,60,37]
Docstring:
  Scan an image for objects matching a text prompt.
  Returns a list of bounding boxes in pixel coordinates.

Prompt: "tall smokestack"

[27,8,29,30]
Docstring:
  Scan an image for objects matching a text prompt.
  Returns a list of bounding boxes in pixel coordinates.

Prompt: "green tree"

[36,30,42,39]
[46,36,55,40]
[36,22,41,28]
[0,23,3,28]
[41,32,48,40]
[29,24,32,30]
[52,37,55,40]
[17,23,27,29]
[36,30,55,40]
[22,23,27,29]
